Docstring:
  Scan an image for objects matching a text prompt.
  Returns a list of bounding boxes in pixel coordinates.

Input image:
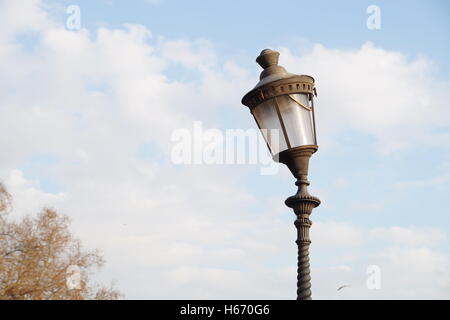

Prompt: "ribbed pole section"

[285,176,320,300]
[295,218,312,300]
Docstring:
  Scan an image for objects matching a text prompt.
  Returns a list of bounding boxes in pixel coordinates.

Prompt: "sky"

[1,0,450,299]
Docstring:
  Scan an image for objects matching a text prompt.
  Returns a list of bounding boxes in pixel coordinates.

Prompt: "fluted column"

[285,175,320,300]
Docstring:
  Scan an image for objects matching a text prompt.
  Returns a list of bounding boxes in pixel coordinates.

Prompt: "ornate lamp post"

[241,49,320,300]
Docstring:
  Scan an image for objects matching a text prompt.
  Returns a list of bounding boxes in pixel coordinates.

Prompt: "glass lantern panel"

[276,93,315,147]
[252,98,288,155]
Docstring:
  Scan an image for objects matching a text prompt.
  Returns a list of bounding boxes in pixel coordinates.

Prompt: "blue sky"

[52,0,450,74]
[1,0,450,299]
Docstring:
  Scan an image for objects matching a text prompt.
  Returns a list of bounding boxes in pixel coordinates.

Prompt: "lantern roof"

[242,49,316,109]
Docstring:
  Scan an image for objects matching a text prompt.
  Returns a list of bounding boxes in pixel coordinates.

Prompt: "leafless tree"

[0,183,122,300]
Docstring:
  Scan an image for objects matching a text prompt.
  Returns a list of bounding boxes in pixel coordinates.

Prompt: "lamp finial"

[256,49,286,80]
[256,49,280,69]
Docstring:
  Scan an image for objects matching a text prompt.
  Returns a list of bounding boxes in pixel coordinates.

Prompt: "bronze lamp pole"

[241,49,320,300]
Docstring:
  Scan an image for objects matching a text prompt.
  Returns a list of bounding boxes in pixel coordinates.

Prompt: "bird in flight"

[337,285,351,291]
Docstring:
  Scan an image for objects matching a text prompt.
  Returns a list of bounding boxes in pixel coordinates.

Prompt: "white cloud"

[159,39,217,71]
[3,169,66,216]
[312,221,365,247]
[394,174,450,190]
[374,247,450,299]
[1,0,450,300]
[328,265,352,272]
[279,43,450,153]
[0,0,51,40]
[311,222,450,299]
[369,226,447,247]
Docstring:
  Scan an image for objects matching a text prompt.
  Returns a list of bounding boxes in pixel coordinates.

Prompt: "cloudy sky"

[1,0,450,299]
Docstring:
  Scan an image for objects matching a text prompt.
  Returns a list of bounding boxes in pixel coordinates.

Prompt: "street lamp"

[242,49,320,300]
